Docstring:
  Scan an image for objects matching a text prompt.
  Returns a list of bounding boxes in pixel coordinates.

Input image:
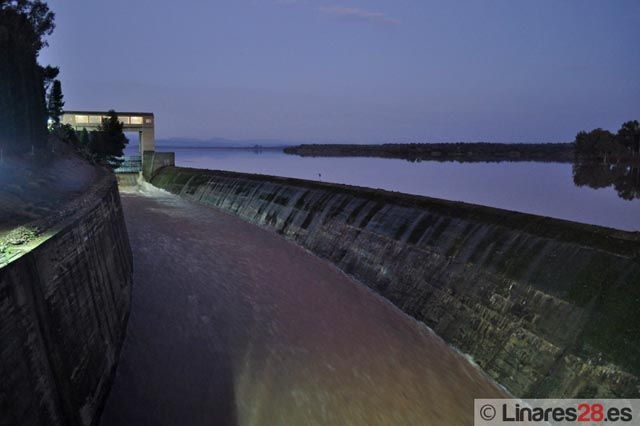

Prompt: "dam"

[1,119,638,424]
[100,182,505,425]
[3,1,639,423]
[147,166,640,399]
[100,162,638,424]
[2,152,639,425]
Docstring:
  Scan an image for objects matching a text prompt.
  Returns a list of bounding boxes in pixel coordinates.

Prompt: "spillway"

[100,184,504,425]
[150,167,640,398]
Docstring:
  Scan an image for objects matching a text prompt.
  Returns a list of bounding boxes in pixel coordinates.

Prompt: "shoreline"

[283,142,577,163]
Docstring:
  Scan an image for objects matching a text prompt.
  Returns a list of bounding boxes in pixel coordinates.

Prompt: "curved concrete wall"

[153,167,640,398]
[0,173,133,426]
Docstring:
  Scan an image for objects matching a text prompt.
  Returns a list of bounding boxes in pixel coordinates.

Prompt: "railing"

[113,155,142,173]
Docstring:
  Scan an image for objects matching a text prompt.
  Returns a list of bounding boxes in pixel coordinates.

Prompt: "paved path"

[100,185,503,426]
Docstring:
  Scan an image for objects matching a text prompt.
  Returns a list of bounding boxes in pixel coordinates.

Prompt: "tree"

[53,125,92,160]
[50,122,77,147]
[88,110,128,168]
[0,0,55,52]
[41,64,58,92]
[616,120,640,158]
[79,128,90,147]
[46,79,63,124]
[0,1,56,155]
[574,128,618,161]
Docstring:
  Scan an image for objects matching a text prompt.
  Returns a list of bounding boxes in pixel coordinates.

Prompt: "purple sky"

[40,0,640,144]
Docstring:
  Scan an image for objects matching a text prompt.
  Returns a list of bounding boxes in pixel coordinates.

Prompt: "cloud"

[320,6,401,25]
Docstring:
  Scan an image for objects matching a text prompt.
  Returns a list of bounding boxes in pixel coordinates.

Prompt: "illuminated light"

[130,116,143,125]
[119,116,131,124]
[145,118,153,124]
[75,115,89,124]
[89,115,101,124]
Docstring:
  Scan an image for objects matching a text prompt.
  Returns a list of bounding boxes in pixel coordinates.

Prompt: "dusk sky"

[40,0,640,143]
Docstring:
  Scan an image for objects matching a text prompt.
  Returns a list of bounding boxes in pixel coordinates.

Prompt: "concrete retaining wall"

[152,166,640,398]
[143,151,175,181]
[0,173,133,426]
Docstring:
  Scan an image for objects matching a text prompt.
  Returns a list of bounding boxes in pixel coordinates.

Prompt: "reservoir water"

[148,147,640,231]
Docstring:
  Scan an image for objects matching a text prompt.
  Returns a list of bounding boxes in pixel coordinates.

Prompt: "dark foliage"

[572,120,640,199]
[46,79,64,124]
[573,161,640,201]
[0,0,55,51]
[617,120,640,158]
[54,112,129,169]
[284,142,575,163]
[0,1,55,155]
[575,121,640,161]
[88,110,129,169]
[41,63,58,91]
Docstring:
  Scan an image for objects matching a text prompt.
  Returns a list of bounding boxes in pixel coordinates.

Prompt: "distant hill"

[156,138,295,149]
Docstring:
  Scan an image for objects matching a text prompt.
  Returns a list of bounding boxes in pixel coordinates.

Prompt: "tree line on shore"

[283,142,576,163]
[572,122,640,200]
[1,1,638,197]
[0,0,127,167]
[284,124,640,200]
[575,121,640,162]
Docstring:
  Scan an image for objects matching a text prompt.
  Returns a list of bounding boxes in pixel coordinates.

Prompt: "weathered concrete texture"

[152,167,640,398]
[142,151,175,181]
[116,173,139,188]
[102,186,505,426]
[0,172,133,426]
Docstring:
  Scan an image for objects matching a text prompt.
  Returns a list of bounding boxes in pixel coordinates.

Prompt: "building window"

[75,115,89,124]
[145,118,153,124]
[89,115,102,124]
[130,116,143,125]
[119,116,130,125]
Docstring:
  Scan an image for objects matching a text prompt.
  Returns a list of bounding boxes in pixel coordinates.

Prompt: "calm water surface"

[155,147,640,231]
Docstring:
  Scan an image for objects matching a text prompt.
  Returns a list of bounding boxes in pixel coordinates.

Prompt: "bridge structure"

[61,110,155,173]
[61,110,174,182]
[62,110,155,152]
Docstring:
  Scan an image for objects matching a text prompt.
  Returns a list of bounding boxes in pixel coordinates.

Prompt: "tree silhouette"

[574,128,618,161]
[41,64,58,92]
[88,110,128,168]
[0,0,55,51]
[46,79,64,124]
[616,120,640,158]
[0,1,56,154]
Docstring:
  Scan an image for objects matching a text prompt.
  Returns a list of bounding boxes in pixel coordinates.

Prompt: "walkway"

[100,184,503,426]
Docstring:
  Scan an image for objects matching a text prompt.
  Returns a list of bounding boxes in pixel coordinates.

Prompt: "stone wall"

[152,167,640,398]
[0,172,133,426]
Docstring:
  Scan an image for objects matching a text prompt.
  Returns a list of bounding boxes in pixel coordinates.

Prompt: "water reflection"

[573,161,640,201]
[159,147,640,231]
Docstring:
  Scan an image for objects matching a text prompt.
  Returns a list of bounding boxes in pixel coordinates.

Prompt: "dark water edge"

[281,144,640,202]
[149,147,640,231]
[283,142,575,163]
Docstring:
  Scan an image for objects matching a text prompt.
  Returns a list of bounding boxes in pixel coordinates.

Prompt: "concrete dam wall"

[0,172,133,426]
[152,166,640,398]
